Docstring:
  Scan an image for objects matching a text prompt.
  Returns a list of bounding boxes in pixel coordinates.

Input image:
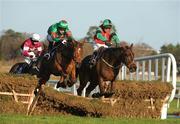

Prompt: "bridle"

[101,57,122,69]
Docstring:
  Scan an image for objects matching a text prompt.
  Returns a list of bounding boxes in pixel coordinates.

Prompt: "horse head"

[72,40,84,68]
[120,44,137,72]
[58,40,75,60]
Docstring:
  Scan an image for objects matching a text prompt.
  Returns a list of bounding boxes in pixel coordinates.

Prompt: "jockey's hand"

[29,52,36,58]
[29,55,34,58]
[62,40,67,44]
[105,41,112,47]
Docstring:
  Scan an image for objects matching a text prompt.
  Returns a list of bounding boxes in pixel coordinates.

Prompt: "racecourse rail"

[48,53,177,119]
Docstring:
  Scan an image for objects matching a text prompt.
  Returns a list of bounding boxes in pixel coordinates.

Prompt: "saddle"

[44,42,64,60]
[89,46,106,67]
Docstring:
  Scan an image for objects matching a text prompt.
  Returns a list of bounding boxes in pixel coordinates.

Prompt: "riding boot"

[17,63,28,74]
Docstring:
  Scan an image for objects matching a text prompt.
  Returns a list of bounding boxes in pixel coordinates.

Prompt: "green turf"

[0,114,179,124]
[168,99,179,113]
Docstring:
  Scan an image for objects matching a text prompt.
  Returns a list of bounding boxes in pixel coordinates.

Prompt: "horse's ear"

[79,40,86,46]
[130,43,133,48]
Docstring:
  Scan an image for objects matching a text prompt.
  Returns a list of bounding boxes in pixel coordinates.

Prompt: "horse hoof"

[34,88,39,96]
[92,93,101,98]
[104,92,114,98]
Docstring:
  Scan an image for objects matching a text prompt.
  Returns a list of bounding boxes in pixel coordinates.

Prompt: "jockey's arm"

[66,30,74,41]
[22,46,30,57]
[51,32,61,43]
[36,45,43,56]
[96,30,107,42]
[22,43,35,58]
[110,33,120,46]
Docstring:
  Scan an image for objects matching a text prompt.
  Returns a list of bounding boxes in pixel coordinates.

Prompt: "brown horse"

[34,40,83,95]
[77,44,137,97]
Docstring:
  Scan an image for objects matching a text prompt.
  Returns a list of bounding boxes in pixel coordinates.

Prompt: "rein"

[101,58,122,69]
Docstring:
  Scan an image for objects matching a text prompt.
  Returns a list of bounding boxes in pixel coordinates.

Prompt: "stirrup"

[34,66,39,72]
[34,88,39,96]
[91,59,96,64]
[44,53,50,60]
[89,59,96,68]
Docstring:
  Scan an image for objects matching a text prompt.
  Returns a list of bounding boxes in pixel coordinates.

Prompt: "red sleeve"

[36,42,43,56]
[22,39,31,57]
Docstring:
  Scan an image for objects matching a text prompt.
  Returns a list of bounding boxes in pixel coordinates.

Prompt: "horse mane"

[102,47,123,60]
[99,44,133,67]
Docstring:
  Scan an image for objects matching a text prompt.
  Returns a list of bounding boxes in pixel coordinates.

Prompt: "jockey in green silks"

[90,19,120,67]
[44,20,74,59]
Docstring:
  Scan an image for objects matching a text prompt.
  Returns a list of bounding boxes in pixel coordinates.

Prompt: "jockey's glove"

[105,41,112,47]
[29,52,36,58]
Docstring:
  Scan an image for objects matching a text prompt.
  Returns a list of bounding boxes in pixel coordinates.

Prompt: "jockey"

[90,19,120,67]
[22,33,43,70]
[44,20,73,59]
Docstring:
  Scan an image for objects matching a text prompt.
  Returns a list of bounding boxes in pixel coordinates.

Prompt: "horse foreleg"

[56,76,67,88]
[34,78,46,96]
[34,73,50,96]
[77,72,89,96]
[98,78,106,96]
[110,81,115,94]
[67,61,77,87]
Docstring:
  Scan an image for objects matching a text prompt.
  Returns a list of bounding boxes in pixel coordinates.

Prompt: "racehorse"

[77,44,137,97]
[34,40,84,95]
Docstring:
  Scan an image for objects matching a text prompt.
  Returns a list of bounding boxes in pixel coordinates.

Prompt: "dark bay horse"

[9,57,45,76]
[9,50,46,76]
[34,40,83,95]
[77,44,137,97]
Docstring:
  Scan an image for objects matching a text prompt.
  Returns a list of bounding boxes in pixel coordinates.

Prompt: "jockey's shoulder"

[96,27,103,34]
[24,38,32,45]
[48,23,58,33]
[34,41,43,47]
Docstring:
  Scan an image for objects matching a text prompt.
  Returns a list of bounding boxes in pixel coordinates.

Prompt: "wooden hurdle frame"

[0,90,34,114]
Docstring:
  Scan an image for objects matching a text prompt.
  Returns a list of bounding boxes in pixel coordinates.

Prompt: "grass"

[168,99,179,113]
[0,114,180,124]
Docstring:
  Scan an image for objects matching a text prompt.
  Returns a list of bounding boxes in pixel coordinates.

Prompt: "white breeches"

[93,43,108,51]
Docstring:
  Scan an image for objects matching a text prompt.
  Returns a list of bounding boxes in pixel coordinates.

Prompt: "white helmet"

[32,33,40,41]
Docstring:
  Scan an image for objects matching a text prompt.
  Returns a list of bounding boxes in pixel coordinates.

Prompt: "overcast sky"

[0,0,180,50]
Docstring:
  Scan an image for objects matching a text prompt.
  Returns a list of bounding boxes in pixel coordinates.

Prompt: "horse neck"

[102,48,123,65]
